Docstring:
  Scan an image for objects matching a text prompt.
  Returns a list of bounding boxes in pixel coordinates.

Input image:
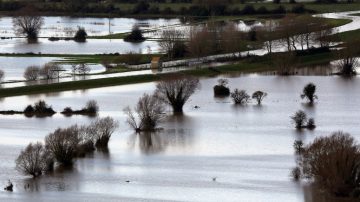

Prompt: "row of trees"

[2,0,315,16]
[23,63,90,81]
[16,116,118,177]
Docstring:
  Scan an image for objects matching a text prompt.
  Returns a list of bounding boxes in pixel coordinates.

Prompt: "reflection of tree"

[130,128,193,154]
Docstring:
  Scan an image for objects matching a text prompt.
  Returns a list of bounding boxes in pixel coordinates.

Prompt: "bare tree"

[40,63,63,80]
[24,65,40,81]
[252,91,267,105]
[12,6,44,41]
[220,22,242,56]
[230,89,250,104]
[15,142,52,177]
[336,41,359,76]
[188,27,212,60]
[45,125,80,165]
[155,74,200,113]
[124,93,165,132]
[77,63,91,76]
[257,19,278,54]
[299,131,360,198]
[158,28,184,59]
[87,117,118,148]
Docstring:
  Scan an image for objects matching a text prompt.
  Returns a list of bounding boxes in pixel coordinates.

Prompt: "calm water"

[0,75,359,201]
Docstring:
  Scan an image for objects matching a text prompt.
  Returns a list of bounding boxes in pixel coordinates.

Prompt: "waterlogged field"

[0,75,359,202]
[0,17,181,37]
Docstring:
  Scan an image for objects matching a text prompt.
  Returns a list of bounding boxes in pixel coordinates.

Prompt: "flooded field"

[0,75,359,202]
[0,17,181,37]
[0,57,105,81]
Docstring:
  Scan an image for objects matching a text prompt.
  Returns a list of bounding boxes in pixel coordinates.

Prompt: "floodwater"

[0,17,181,37]
[0,57,105,81]
[0,75,360,201]
[0,38,160,55]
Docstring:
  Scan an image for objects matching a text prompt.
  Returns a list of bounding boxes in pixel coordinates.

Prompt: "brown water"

[0,75,359,201]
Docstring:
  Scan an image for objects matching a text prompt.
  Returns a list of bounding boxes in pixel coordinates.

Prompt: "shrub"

[301,83,317,104]
[231,89,250,104]
[15,142,53,177]
[155,74,200,113]
[300,132,360,198]
[213,78,230,97]
[83,100,99,114]
[307,118,316,130]
[24,66,40,81]
[252,91,267,105]
[45,125,80,165]
[74,27,87,42]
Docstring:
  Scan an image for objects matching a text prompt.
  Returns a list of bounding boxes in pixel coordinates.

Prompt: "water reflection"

[129,127,194,154]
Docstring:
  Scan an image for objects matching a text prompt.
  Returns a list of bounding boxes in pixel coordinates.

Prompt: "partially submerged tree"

[293,140,304,155]
[231,89,250,104]
[87,117,118,148]
[45,125,80,165]
[124,93,165,132]
[124,25,145,43]
[24,66,40,81]
[291,110,307,129]
[252,91,267,105]
[74,27,87,42]
[155,75,200,113]
[299,131,360,198]
[15,142,53,178]
[213,78,230,97]
[301,83,317,104]
[12,6,44,42]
